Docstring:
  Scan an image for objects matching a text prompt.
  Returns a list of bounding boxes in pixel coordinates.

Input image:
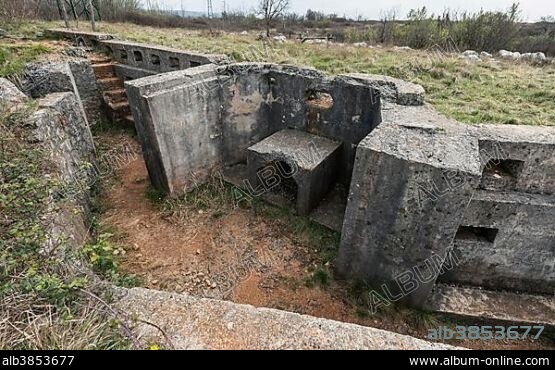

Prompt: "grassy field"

[2,21,555,126]
[68,22,555,126]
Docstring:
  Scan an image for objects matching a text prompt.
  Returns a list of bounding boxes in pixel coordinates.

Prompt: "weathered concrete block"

[126,65,227,194]
[0,77,28,108]
[439,190,555,294]
[247,129,341,215]
[337,120,481,307]
[342,74,426,106]
[30,92,97,203]
[473,124,555,195]
[68,60,107,124]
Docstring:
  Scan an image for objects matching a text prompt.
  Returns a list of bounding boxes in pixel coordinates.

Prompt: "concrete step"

[103,88,127,104]
[123,114,134,124]
[92,63,117,79]
[108,101,131,112]
[98,77,124,91]
[89,57,112,65]
[108,101,131,116]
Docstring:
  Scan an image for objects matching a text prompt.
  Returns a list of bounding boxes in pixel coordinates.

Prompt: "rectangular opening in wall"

[151,54,160,65]
[480,159,524,191]
[133,50,143,62]
[190,61,201,67]
[169,57,180,69]
[455,226,499,244]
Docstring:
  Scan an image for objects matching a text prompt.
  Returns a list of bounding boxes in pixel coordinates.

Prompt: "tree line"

[1,1,554,55]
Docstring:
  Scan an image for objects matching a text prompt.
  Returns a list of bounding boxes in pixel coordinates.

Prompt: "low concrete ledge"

[47,28,114,46]
[115,288,461,350]
[427,284,555,328]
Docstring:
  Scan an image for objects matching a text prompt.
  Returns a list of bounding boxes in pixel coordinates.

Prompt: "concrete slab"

[115,287,462,350]
[427,284,555,328]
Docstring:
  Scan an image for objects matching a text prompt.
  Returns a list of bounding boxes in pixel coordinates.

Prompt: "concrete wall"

[125,65,224,193]
[128,63,384,194]
[101,40,230,75]
[337,102,555,305]
[438,124,555,294]
[126,59,554,305]
[337,110,482,307]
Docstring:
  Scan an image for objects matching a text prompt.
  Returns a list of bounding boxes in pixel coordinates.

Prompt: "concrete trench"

[16,29,554,349]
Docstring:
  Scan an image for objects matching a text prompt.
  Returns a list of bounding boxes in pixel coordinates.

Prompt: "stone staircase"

[90,57,134,126]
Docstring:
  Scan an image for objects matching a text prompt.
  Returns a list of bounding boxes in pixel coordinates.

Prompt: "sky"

[157,0,555,21]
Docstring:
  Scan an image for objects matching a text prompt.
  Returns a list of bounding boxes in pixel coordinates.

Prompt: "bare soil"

[97,132,553,350]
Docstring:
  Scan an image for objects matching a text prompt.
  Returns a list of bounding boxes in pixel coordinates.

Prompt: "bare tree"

[258,0,289,37]
[57,0,70,28]
[88,0,96,31]
[379,8,398,44]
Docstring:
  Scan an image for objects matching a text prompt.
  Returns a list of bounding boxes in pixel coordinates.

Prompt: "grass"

[68,21,555,127]
[0,101,130,349]
[0,43,50,77]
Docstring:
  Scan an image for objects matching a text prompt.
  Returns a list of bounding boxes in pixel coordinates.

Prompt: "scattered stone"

[393,46,412,51]
[480,51,493,59]
[240,31,249,35]
[273,34,287,43]
[522,52,547,65]
[304,39,328,45]
[461,54,480,63]
[498,49,521,61]
[462,50,478,57]
[0,28,6,38]
[353,42,368,48]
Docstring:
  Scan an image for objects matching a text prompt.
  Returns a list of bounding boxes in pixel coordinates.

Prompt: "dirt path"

[97,132,553,350]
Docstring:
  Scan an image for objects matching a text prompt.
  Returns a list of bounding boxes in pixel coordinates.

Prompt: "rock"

[0,78,28,108]
[304,39,328,45]
[393,46,412,51]
[521,52,547,65]
[462,50,478,57]
[532,52,547,64]
[461,54,480,63]
[0,28,6,38]
[256,32,268,41]
[498,49,521,61]
[353,42,368,48]
[272,34,287,43]
[480,51,493,59]
[240,31,249,35]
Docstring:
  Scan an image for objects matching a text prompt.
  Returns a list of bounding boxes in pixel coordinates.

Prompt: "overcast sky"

[157,0,554,21]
